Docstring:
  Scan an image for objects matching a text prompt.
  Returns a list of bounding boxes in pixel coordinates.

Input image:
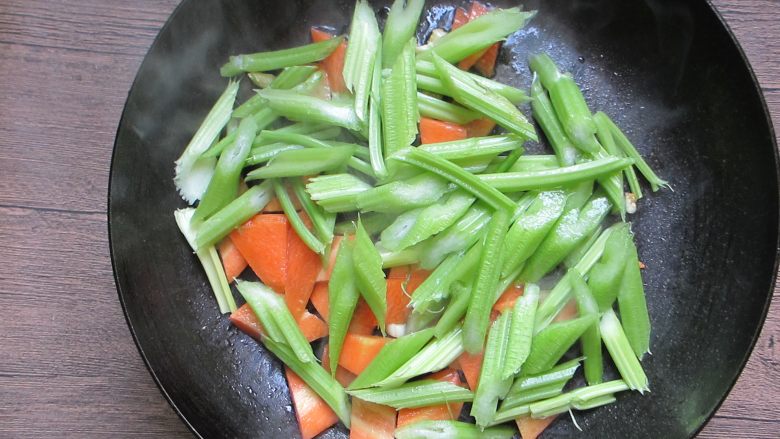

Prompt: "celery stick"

[382,38,419,157]
[373,327,465,387]
[395,420,515,439]
[471,312,513,427]
[416,68,530,105]
[257,89,362,131]
[382,0,425,68]
[353,219,387,333]
[523,314,598,375]
[194,181,274,250]
[349,380,473,408]
[479,157,633,193]
[501,284,540,380]
[357,172,449,214]
[343,0,380,122]
[220,36,343,76]
[245,146,354,180]
[419,202,491,269]
[306,174,372,213]
[273,179,325,254]
[600,309,649,392]
[420,135,522,162]
[328,238,360,378]
[349,328,435,390]
[416,92,481,124]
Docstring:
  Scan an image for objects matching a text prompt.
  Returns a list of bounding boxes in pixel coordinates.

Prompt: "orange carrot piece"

[516,415,558,439]
[322,344,358,387]
[311,27,348,94]
[286,213,323,317]
[474,43,499,77]
[554,300,579,322]
[338,333,389,375]
[217,236,247,282]
[316,235,343,282]
[465,117,497,137]
[262,197,284,213]
[457,1,497,70]
[350,398,396,439]
[230,304,326,342]
[451,6,469,30]
[310,281,330,321]
[296,310,329,341]
[386,268,429,326]
[349,298,378,335]
[396,368,465,428]
[230,214,289,293]
[420,117,468,144]
[456,351,484,390]
[285,367,339,439]
[493,284,525,314]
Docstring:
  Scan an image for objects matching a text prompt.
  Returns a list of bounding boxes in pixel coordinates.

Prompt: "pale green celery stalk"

[563,225,603,269]
[175,81,238,203]
[600,309,649,392]
[593,111,642,199]
[373,327,465,387]
[336,212,395,236]
[343,0,380,123]
[368,41,388,179]
[618,237,651,359]
[220,36,343,76]
[379,191,475,251]
[395,420,515,439]
[501,358,581,410]
[529,53,600,154]
[419,202,491,269]
[569,269,603,385]
[250,131,370,177]
[328,238,360,377]
[353,219,388,333]
[491,147,526,174]
[291,178,334,245]
[417,92,481,124]
[357,172,449,213]
[194,181,274,250]
[591,147,627,218]
[271,65,320,89]
[235,281,315,363]
[382,0,425,68]
[526,380,628,418]
[479,157,633,193]
[411,243,481,313]
[463,209,511,353]
[306,174,372,213]
[380,245,423,268]
[245,144,302,166]
[257,89,361,131]
[419,8,536,63]
[204,109,277,159]
[415,67,531,105]
[193,116,257,223]
[523,314,598,375]
[508,155,560,172]
[390,148,516,212]
[405,300,445,333]
[273,180,325,254]
[500,191,567,278]
[349,328,435,390]
[252,123,335,147]
[502,284,540,380]
[246,146,354,180]
[349,380,473,408]
[174,208,235,313]
[416,73,450,95]
[564,180,594,211]
[346,156,375,177]
[432,55,536,141]
[232,94,265,119]
[420,135,522,161]
[382,39,419,157]
[433,278,473,339]
[600,112,668,191]
[248,72,275,88]
[530,75,578,166]
[261,337,351,426]
[471,312,514,427]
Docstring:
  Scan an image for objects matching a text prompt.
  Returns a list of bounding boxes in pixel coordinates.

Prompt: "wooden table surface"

[0,0,777,437]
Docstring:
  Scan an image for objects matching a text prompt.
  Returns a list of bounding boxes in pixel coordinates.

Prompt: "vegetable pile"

[173,1,667,437]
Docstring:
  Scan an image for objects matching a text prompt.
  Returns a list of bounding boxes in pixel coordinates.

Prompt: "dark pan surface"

[109,0,778,437]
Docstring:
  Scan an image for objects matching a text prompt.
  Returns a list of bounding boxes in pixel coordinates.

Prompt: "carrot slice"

[516,415,558,439]
[217,236,247,282]
[420,117,468,144]
[230,214,289,293]
[310,281,330,321]
[386,268,429,326]
[350,398,396,439]
[285,367,339,439]
[350,298,378,335]
[396,368,464,428]
[262,197,284,213]
[493,284,525,314]
[474,43,499,77]
[230,303,326,342]
[296,310,329,341]
[457,1,497,70]
[322,344,358,387]
[456,351,484,390]
[338,333,389,375]
[316,235,343,282]
[286,213,323,317]
[451,6,469,30]
[311,27,348,94]
[465,117,497,137]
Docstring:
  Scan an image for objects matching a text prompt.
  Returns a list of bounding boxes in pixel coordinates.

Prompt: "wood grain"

[0,0,776,437]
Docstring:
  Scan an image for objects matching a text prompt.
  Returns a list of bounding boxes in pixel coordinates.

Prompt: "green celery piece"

[194,182,274,250]
[252,123,336,147]
[373,327,465,388]
[235,281,315,363]
[432,54,537,141]
[382,0,425,68]
[379,190,475,251]
[204,109,277,159]
[382,38,419,157]
[587,223,631,310]
[523,314,598,375]
[174,208,235,313]
[563,224,603,269]
[368,40,388,179]
[520,193,612,282]
[528,379,628,418]
[471,312,513,427]
[273,179,325,254]
[564,180,594,212]
[419,8,536,63]
[433,278,474,339]
[569,269,604,385]
[509,155,561,172]
[247,72,275,88]
[233,94,266,119]
[501,358,581,410]
[306,174,372,213]
[420,135,522,161]
[592,147,627,219]
[261,337,351,426]
[174,81,238,203]
[271,65,320,89]
[395,420,515,439]
[463,209,511,353]
[415,68,530,105]
[479,157,633,193]
[500,191,567,278]
[600,310,649,392]
[328,237,360,377]
[417,92,481,124]
[411,243,481,313]
[193,117,257,223]
[353,219,388,333]
[600,112,668,191]
[246,146,354,180]
[502,284,540,380]
[343,0,380,122]
[257,89,362,131]
[419,202,491,269]
[335,212,395,236]
[530,75,579,166]
[405,300,445,333]
[380,245,422,268]
[245,144,302,167]
[220,36,343,76]
[291,178,334,245]
[490,147,526,174]
[529,53,599,154]
[593,111,643,200]
[390,148,516,212]
[357,172,450,214]
[618,236,651,359]
[349,380,473,409]
[250,131,369,176]
[348,328,435,390]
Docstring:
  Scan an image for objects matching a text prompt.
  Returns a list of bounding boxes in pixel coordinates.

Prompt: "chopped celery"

[349,380,473,409]
[594,111,642,199]
[336,212,395,236]
[174,81,238,203]
[194,181,274,250]
[245,144,302,166]
[600,309,649,392]
[290,178,335,245]
[271,65,320,89]
[479,157,633,193]
[382,0,425,68]
[368,41,388,179]
[257,89,362,131]
[419,202,491,269]
[220,36,343,76]
[373,327,464,387]
[380,244,423,268]
[252,123,337,147]
[420,135,522,161]
[415,65,531,105]
[570,270,604,385]
[411,244,480,313]
[501,358,581,410]
[395,420,515,439]
[509,155,561,172]
[618,236,651,359]
[247,72,275,88]
[502,284,540,380]
[349,328,435,390]
[587,223,631,310]
[382,39,419,157]
[528,380,629,418]
[273,179,325,254]
[353,219,388,333]
[306,174,372,213]
[600,112,668,191]
[523,314,598,375]
[471,312,513,427]
[416,92,481,124]
[530,75,578,166]
[328,238,360,377]
[245,146,354,180]
[343,0,380,122]
[357,172,450,214]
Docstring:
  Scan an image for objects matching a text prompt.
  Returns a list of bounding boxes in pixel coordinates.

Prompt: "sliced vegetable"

[479,157,633,193]
[382,0,425,67]
[285,212,324,316]
[328,237,361,376]
[349,328,435,390]
[569,269,603,385]
[471,311,513,427]
[516,416,557,439]
[600,309,649,392]
[618,236,651,359]
[285,367,340,439]
[502,283,540,379]
[588,223,631,310]
[343,0,380,122]
[417,93,480,125]
[217,236,247,282]
[353,219,388,333]
[246,146,354,181]
[382,38,419,157]
[419,117,468,144]
[220,36,344,76]
[523,314,598,375]
[530,75,578,166]
[349,380,473,409]
[501,357,581,410]
[307,173,372,213]
[357,172,449,214]
[311,28,348,93]
[339,333,390,375]
[395,420,515,439]
[350,398,396,439]
[600,111,668,191]
[230,213,289,293]
[194,182,274,250]
[257,89,362,131]
[396,368,464,427]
